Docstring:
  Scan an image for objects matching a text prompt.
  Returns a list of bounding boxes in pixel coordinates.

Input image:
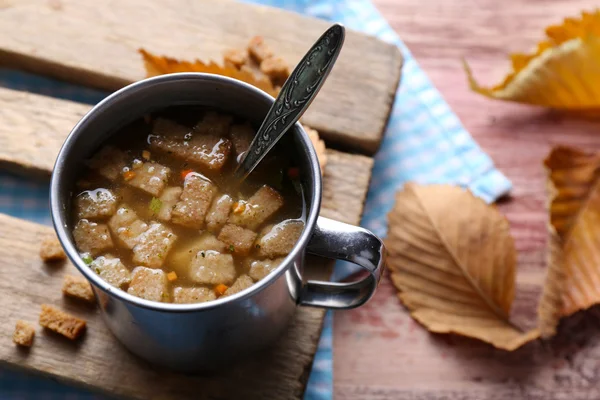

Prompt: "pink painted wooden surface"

[334,1,600,398]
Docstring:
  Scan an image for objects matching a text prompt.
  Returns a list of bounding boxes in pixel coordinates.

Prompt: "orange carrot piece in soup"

[123,170,136,181]
[167,271,178,282]
[214,284,228,297]
[181,169,194,180]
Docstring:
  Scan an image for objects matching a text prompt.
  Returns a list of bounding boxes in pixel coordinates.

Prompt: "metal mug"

[50,73,386,372]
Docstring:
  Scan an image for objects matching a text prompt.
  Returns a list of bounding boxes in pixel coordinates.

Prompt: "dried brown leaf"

[546,146,600,239]
[139,49,279,97]
[387,183,539,350]
[541,146,600,329]
[537,229,565,338]
[537,146,598,337]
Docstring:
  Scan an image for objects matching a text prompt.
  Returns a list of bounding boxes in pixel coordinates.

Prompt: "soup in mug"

[70,107,305,304]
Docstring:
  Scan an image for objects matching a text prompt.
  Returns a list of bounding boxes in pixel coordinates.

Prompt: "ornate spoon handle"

[235,23,345,181]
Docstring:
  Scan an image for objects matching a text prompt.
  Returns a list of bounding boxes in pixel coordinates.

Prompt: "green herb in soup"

[70,108,305,304]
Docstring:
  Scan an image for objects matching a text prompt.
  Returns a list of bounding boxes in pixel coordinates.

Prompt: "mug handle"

[298,217,386,309]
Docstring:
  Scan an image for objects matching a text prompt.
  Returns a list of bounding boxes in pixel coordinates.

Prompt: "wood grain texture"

[0,87,87,176]
[334,0,600,398]
[0,213,333,400]
[320,150,373,225]
[0,0,403,154]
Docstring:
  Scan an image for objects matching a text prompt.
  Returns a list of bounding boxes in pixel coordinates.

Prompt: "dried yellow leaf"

[387,183,539,350]
[139,49,278,97]
[541,146,600,329]
[464,10,600,112]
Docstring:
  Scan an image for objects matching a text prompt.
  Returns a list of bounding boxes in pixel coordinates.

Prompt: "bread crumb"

[223,48,248,68]
[260,56,289,87]
[303,126,327,175]
[62,275,95,303]
[223,274,254,297]
[39,304,86,340]
[13,320,35,347]
[167,271,177,282]
[40,236,66,263]
[248,36,273,63]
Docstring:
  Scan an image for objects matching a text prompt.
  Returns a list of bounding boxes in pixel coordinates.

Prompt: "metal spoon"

[234,23,345,181]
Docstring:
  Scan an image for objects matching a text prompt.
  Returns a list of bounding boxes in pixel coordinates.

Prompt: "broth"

[70,106,305,303]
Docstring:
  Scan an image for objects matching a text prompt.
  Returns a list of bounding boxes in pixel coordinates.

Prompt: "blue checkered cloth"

[0,0,511,399]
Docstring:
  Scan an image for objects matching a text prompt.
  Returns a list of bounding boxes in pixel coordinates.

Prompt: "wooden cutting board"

[0,200,369,400]
[0,86,374,399]
[0,214,337,400]
[0,0,403,155]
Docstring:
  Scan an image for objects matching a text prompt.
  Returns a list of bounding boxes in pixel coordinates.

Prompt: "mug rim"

[50,73,322,313]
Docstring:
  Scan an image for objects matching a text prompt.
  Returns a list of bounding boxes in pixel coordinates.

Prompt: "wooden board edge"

[0,361,125,400]
[319,45,403,155]
[0,48,128,92]
[0,159,51,179]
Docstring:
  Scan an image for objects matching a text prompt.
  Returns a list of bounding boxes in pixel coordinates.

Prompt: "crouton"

[39,304,86,340]
[167,271,178,282]
[75,189,118,220]
[125,162,170,197]
[173,287,216,304]
[304,126,327,175]
[189,251,236,285]
[248,36,273,63]
[39,235,66,263]
[218,224,258,256]
[156,187,182,222]
[150,118,232,172]
[171,173,218,229]
[249,258,285,281]
[193,111,233,137]
[151,117,189,138]
[62,275,95,303]
[206,194,233,233]
[240,63,270,82]
[224,48,249,68]
[168,232,228,270]
[127,267,170,302]
[87,146,127,181]
[72,219,113,256]
[256,219,304,259]
[260,56,289,86]
[132,223,177,269]
[108,205,149,249]
[229,123,255,158]
[224,275,254,297]
[90,255,131,289]
[228,185,284,230]
[13,321,35,347]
